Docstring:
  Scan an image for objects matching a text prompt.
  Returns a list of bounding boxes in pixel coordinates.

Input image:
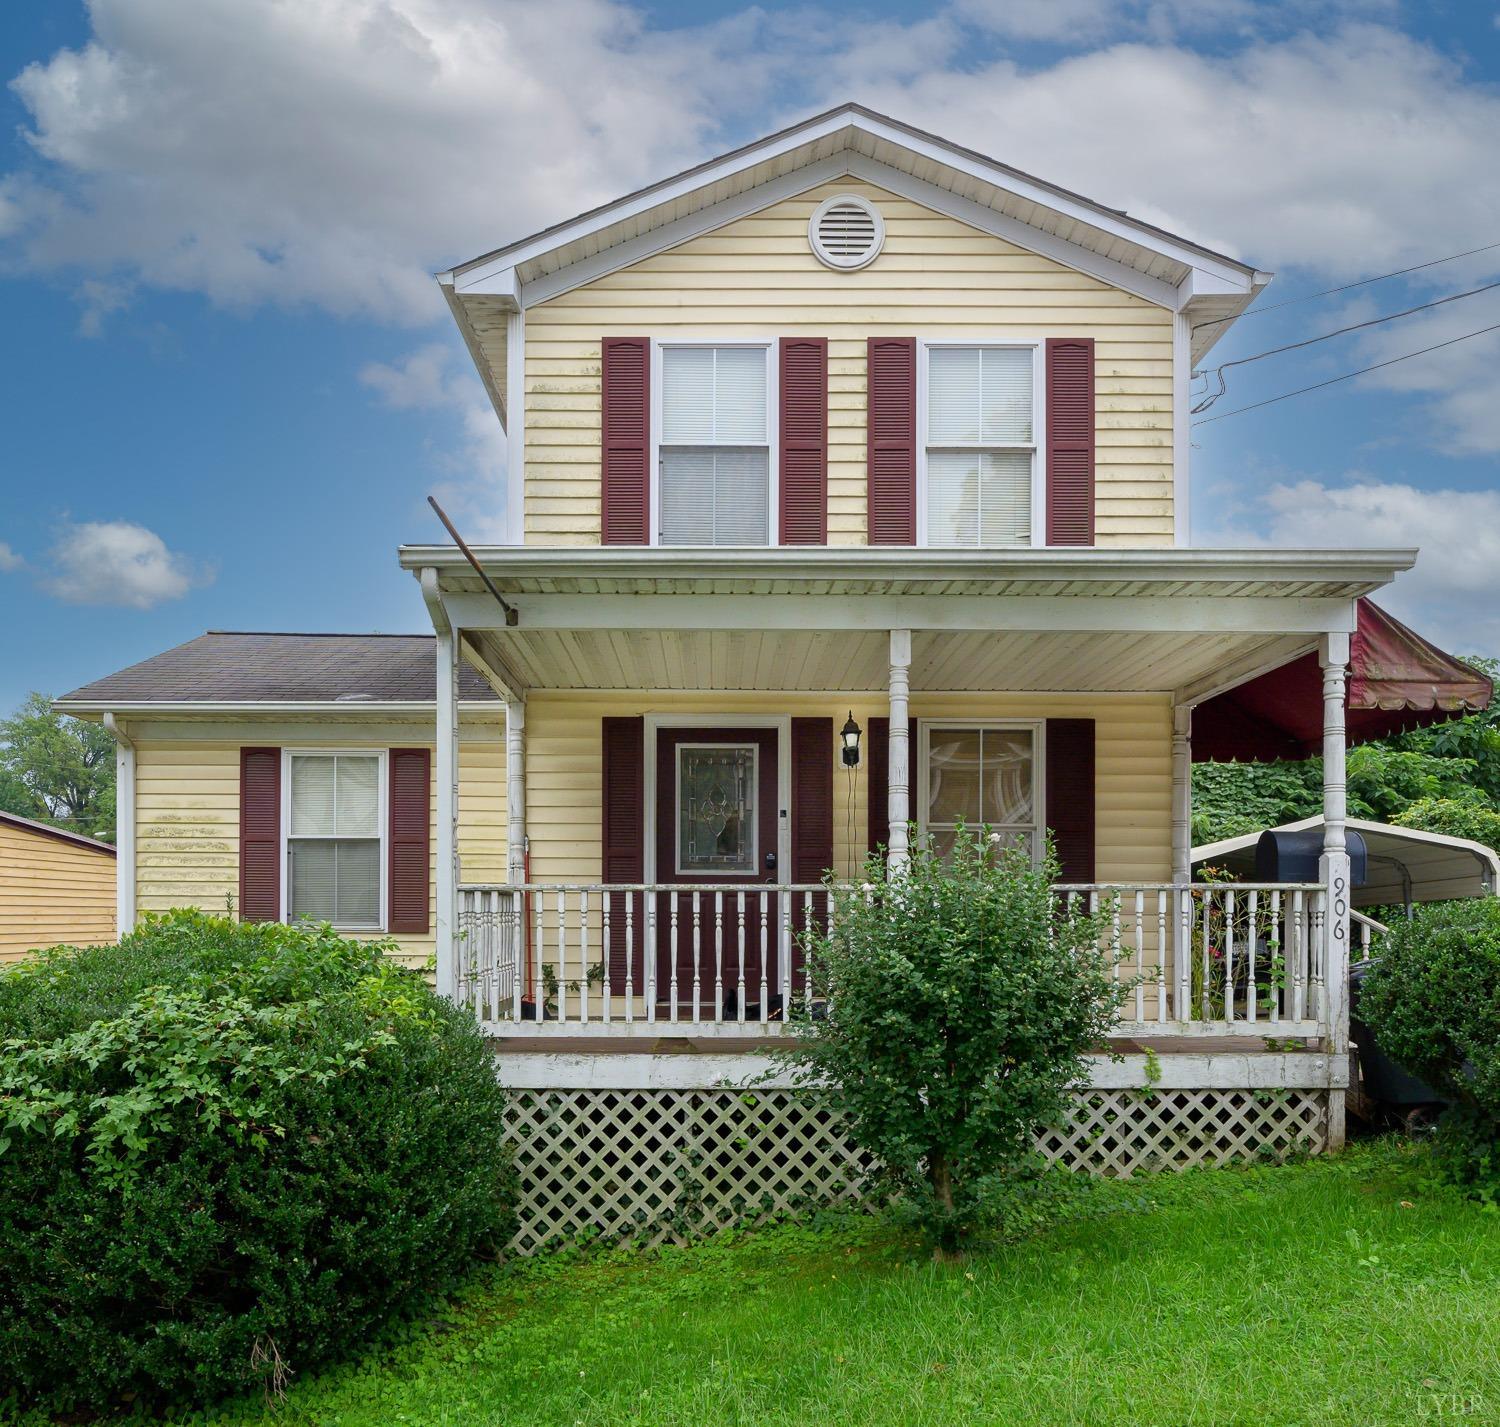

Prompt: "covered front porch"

[400,547,1411,1069]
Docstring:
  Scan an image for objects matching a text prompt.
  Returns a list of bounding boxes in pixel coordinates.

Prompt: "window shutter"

[601,337,650,544]
[790,718,834,880]
[866,716,889,859]
[239,747,281,923]
[1045,337,1095,546]
[601,716,645,987]
[779,338,828,544]
[388,748,430,934]
[866,337,916,544]
[1044,718,1096,882]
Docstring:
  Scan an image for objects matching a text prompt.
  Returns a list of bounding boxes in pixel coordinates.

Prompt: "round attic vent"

[808,195,885,271]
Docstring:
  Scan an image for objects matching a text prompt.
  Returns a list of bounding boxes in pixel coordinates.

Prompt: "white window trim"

[649,337,779,547]
[672,741,761,877]
[916,338,1045,550]
[280,748,389,932]
[915,718,1044,866]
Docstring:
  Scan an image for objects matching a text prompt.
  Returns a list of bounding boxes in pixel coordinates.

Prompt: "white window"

[918,721,1041,862]
[284,752,386,929]
[921,344,1039,547]
[657,344,773,545]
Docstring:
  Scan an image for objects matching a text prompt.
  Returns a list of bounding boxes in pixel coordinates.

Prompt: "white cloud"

[42,520,213,609]
[1206,477,1500,655]
[361,342,509,539]
[0,542,23,573]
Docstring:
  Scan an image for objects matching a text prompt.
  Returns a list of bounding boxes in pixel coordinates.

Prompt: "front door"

[655,727,779,1019]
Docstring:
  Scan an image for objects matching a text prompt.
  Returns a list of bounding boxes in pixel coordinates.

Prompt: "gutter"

[103,713,136,937]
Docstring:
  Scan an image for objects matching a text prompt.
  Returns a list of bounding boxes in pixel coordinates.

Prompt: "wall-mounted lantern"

[841,712,862,768]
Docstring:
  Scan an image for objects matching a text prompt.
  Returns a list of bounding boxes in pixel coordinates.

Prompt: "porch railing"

[457,880,1334,1038]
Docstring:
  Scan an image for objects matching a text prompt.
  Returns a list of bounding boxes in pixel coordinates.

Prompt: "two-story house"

[58,107,1488,1250]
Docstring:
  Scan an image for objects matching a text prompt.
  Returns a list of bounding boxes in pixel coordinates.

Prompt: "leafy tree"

[0,693,115,841]
[785,830,1124,1258]
[1190,760,1322,845]
[1394,798,1500,857]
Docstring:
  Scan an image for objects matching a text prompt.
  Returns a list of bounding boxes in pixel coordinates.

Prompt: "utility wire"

[1191,319,1500,426]
[1191,237,1500,333]
[1192,277,1500,412]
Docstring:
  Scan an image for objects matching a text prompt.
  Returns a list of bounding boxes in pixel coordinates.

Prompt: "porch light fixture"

[841,712,862,768]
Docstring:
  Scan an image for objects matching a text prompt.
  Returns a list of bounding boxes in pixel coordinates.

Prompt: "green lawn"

[179,1141,1499,1427]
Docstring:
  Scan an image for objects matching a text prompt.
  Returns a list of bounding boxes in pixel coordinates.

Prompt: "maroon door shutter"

[239,747,281,923]
[601,337,650,544]
[1045,337,1095,546]
[780,338,829,544]
[601,716,646,986]
[866,337,916,545]
[1044,718,1096,883]
[388,748,431,934]
[866,716,889,860]
[790,718,834,881]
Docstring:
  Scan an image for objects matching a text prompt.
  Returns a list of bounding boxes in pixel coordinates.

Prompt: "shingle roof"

[56,632,498,705]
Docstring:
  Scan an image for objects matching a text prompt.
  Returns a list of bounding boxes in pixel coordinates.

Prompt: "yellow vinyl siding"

[0,820,116,960]
[523,691,1171,889]
[131,721,508,971]
[523,177,1175,548]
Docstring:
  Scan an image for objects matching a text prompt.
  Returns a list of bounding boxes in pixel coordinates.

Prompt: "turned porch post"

[1171,704,1192,885]
[505,697,527,882]
[434,622,460,1002]
[1320,630,1352,1150]
[887,628,912,874]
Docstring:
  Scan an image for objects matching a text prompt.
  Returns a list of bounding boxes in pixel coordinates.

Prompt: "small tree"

[0,692,116,840]
[785,828,1127,1257]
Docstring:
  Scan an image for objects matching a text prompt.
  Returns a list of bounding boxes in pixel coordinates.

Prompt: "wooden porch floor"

[488,1033,1324,1056]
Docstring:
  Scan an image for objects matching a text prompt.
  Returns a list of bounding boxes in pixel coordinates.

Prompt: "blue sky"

[3,0,1500,712]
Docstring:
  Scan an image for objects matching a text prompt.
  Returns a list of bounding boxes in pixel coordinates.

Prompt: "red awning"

[1192,599,1492,763]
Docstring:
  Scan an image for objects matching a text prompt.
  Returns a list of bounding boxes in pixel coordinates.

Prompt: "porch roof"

[401,547,1416,700]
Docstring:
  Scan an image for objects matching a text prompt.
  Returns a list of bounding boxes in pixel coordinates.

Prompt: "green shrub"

[1393,797,1500,858]
[0,911,515,1414]
[1359,899,1500,1193]
[785,830,1126,1257]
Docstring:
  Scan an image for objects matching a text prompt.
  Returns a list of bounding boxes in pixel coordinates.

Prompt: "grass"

[103,1141,1500,1426]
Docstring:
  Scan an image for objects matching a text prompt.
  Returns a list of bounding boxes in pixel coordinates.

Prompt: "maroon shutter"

[1045,337,1095,546]
[790,718,834,881]
[239,747,281,923]
[601,337,650,544]
[866,337,916,544]
[1045,718,1096,883]
[780,338,828,544]
[388,748,430,934]
[866,716,889,860]
[601,716,645,986]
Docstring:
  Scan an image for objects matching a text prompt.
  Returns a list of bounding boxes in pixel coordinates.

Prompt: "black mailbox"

[1254,828,1367,887]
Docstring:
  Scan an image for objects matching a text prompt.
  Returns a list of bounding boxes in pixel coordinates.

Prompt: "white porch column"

[887,628,912,874]
[1171,704,1192,886]
[434,624,460,1002]
[505,697,527,882]
[1319,630,1352,1150]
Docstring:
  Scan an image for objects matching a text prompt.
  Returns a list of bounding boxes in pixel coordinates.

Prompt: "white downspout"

[103,712,135,938]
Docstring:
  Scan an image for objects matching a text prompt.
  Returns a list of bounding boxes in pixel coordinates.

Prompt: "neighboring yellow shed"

[0,811,116,961]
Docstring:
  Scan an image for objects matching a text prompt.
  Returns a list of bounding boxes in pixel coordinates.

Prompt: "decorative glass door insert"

[675,744,758,875]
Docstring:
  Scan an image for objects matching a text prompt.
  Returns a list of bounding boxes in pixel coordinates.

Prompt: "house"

[56,106,1489,1248]
[0,810,116,961]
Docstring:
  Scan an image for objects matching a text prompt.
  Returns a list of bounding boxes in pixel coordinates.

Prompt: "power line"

[1191,237,1500,333]
[1192,277,1500,412]
[1190,319,1500,426]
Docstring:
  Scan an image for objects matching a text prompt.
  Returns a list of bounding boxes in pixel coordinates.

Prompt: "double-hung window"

[919,721,1041,862]
[285,752,385,929]
[922,344,1038,547]
[658,344,772,545]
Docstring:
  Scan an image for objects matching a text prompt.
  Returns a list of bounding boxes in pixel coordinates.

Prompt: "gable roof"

[441,103,1269,424]
[55,632,498,709]
[0,809,116,856]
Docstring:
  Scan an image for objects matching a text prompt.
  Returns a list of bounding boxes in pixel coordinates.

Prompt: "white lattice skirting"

[503,1086,1329,1254]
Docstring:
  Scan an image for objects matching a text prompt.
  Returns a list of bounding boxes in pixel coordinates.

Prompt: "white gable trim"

[468,154,1190,314]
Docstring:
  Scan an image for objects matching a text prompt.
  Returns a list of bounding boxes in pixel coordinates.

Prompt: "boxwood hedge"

[0,912,514,1414]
